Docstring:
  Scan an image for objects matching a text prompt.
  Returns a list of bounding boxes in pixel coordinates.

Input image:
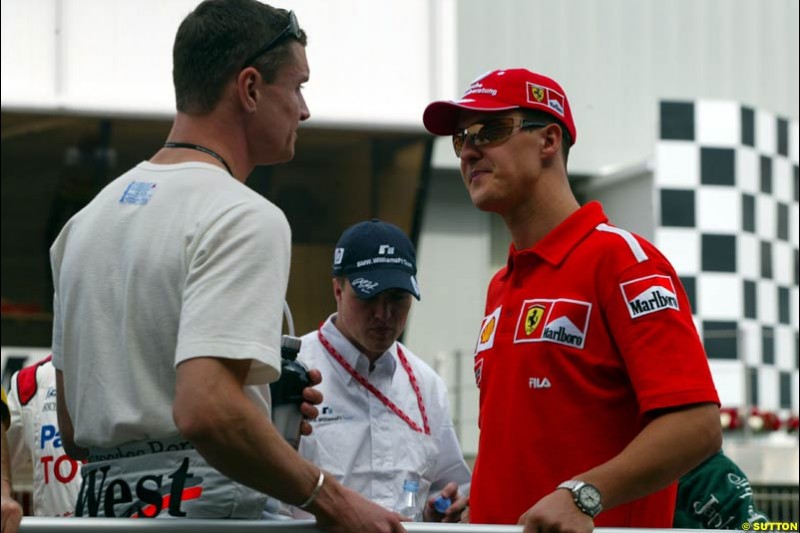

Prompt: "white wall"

[585,171,656,242]
[1,0,454,127]
[1,0,188,115]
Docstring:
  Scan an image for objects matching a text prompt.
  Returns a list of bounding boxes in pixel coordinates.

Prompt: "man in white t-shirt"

[298,220,471,522]
[50,1,406,530]
[7,356,82,517]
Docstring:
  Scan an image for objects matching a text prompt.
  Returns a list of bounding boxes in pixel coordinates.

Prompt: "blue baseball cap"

[332,219,421,300]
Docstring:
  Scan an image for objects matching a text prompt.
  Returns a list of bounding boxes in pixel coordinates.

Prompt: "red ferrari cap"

[423,68,576,144]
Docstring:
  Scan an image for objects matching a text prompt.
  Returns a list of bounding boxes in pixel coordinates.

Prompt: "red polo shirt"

[469,202,719,527]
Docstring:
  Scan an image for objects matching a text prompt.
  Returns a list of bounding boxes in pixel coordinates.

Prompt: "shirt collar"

[505,201,608,273]
[320,315,398,380]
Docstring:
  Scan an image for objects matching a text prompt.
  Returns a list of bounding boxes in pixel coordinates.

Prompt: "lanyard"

[162,142,233,176]
[317,329,431,435]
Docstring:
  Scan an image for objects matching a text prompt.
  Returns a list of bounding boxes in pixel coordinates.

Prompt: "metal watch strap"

[558,479,583,491]
[557,480,603,518]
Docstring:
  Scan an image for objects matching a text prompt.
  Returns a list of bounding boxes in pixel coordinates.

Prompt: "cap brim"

[423,100,519,135]
[346,269,420,300]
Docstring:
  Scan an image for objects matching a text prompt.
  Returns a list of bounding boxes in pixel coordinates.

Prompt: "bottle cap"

[433,495,451,514]
[402,479,420,493]
[281,335,302,360]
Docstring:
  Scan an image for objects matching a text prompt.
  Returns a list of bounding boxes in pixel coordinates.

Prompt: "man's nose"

[373,297,392,320]
[299,92,310,122]
[460,137,481,161]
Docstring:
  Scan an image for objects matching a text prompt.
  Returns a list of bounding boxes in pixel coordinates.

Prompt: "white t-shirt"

[51,161,289,448]
[297,315,471,510]
[7,358,82,517]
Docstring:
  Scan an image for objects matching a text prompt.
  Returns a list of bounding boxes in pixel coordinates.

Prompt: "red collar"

[504,202,608,276]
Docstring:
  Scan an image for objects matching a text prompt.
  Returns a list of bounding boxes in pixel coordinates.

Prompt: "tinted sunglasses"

[242,10,301,68]
[452,118,548,157]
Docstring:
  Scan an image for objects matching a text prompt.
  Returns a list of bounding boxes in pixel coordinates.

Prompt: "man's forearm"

[174,357,343,517]
[184,391,325,505]
[576,402,721,511]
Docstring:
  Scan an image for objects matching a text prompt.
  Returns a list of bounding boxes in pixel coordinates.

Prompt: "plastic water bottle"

[270,335,310,449]
[394,479,422,521]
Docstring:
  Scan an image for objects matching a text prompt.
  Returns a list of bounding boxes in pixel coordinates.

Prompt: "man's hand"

[1,480,23,533]
[518,489,594,533]
[299,368,322,436]
[422,481,467,522]
[313,484,408,533]
[461,500,470,523]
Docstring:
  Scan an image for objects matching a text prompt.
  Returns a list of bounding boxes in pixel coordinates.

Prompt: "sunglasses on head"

[242,10,301,69]
[452,117,548,157]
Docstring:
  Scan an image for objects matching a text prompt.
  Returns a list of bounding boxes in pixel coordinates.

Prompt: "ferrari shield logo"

[516,300,552,339]
[524,304,545,335]
[529,84,545,102]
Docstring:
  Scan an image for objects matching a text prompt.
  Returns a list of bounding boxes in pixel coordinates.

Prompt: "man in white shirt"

[50,1,406,530]
[298,219,471,522]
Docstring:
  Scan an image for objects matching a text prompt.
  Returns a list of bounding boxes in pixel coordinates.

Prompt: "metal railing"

[13,522,730,533]
[755,484,800,522]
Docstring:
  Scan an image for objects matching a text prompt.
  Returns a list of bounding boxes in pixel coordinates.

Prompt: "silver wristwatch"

[557,480,603,518]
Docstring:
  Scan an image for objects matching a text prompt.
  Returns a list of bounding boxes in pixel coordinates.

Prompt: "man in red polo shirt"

[422,69,722,533]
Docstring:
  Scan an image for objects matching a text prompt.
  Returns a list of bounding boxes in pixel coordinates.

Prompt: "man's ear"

[332,278,344,301]
[237,67,261,113]
[540,123,563,160]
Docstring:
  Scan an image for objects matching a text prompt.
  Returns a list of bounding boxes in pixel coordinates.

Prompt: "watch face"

[579,485,602,509]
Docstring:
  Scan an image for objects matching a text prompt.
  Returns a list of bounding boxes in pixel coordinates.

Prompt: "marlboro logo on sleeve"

[619,274,680,319]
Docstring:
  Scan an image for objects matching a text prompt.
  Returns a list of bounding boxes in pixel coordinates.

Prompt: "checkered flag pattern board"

[655,100,798,414]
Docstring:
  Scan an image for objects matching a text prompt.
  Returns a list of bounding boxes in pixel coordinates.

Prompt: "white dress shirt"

[297,315,471,510]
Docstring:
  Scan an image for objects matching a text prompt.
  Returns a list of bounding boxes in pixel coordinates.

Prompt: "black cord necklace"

[163,142,233,176]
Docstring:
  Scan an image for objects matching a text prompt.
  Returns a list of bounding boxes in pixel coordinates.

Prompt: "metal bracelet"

[298,470,325,509]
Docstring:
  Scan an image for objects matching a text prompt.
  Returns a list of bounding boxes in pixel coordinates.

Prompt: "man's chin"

[260,142,296,166]
[367,338,395,355]
[275,147,295,164]
[470,194,505,213]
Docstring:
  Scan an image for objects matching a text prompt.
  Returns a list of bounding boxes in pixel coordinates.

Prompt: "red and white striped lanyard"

[317,329,431,435]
